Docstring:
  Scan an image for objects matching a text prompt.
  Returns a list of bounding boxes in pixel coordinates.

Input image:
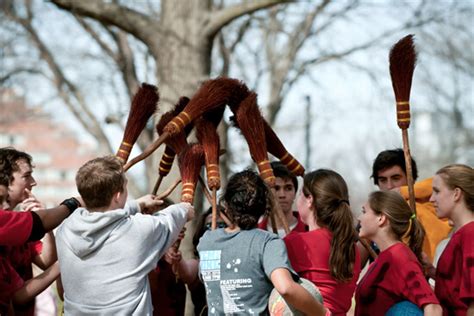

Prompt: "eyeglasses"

[205,222,227,230]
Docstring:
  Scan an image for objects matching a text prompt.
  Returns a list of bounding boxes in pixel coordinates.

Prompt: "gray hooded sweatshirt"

[56,200,188,315]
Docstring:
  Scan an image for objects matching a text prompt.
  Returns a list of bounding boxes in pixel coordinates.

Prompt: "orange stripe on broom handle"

[396,101,411,129]
[159,166,171,173]
[116,142,133,162]
[181,182,195,203]
[160,159,173,166]
[257,160,276,186]
[169,111,192,134]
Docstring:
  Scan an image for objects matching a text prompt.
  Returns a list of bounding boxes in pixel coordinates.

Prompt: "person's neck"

[451,204,474,231]
[88,206,110,213]
[371,232,399,252]
[306,216,320,231]
[225,226,240,233]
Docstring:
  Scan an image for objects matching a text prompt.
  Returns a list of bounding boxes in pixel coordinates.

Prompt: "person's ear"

[453,187,463,203]
[377,213,388,227]
[113,191,121,203]
[306,194,314,209]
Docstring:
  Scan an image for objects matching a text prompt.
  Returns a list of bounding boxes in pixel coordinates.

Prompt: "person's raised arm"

[34,197,82,232]
[270,268,327,316]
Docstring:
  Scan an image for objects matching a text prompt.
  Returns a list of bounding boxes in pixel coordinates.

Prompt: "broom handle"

[152,175,163,195]
[269,210,278,234]
[211,188,218,230]
[156,178,181,200]
[124,132,169,172]
[268,189,290,234]
[359,237,378,260]
[402,129,417,214]
[198,176,212,205]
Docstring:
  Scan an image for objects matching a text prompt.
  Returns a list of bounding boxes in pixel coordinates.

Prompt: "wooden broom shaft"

[156,178,181,200]
[274,202,290,234]
[359,237,378,260]
[268,189,290,234]
[124,132,169,172]
[152,175,163,195]
[269,209,278,234]
[198,176,212,205]
[402,129,417,214]
[211,188,217,230]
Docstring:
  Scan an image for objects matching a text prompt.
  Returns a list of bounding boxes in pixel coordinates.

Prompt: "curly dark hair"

[0,147,33,186]
[222,169,270,230]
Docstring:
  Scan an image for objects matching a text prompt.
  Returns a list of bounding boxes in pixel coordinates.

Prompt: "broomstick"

[231,92,289,234]
[171,143,205,278]
[124,77,249,171]
[163,77,249,137]
[152,97,191,194]
[116,83,159,164]
[263,119,305,177]
[195,107,225,230]
[389,34,417,214]
[231,115,305,177]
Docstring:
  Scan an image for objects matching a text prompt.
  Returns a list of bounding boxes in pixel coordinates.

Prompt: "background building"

[0,89,96,207]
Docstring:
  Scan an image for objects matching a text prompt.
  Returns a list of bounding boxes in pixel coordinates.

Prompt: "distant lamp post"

[305,95,311,170]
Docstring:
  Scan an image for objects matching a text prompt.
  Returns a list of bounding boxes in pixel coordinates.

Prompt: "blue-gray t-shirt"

[197,228,297,315]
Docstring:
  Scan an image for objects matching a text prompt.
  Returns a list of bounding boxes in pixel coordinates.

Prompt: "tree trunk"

[152,1,212,111]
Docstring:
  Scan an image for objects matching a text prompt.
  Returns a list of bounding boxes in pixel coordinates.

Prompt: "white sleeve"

[124,200,140,215]
[147,203,188,259]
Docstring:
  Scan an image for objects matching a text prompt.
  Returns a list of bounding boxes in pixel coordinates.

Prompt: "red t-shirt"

[0,210,33,246]
[284,228,361,315]
[258,212,307,234]
[6,241,42,316]
[150,259,186,316]
[355,243,439,316]
[0,250,25,314]
[435,221,474,316]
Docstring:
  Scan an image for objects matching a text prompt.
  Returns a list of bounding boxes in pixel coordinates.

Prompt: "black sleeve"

[28,211,46,242]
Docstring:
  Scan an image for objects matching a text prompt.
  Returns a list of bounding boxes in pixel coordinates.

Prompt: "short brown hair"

[76,156,125,209]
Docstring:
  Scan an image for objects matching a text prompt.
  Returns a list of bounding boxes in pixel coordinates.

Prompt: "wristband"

[60,197,81,214]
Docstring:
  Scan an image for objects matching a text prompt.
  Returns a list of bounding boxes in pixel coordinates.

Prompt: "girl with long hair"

[284,169,360,315]
[355,190,442,315]
[430,164,474,315]
[197,170,326,315]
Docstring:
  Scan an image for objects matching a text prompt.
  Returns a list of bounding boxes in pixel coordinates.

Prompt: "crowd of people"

[0,146,472,315]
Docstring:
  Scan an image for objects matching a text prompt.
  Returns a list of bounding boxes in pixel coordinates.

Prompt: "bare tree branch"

[205,0,293,38]
[0,68,42,84]
[50,0,160,46]
[74,15,117,61]
[4,2,114,154]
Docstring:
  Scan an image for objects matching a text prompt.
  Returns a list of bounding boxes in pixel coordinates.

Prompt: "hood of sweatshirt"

[57,201,138,259]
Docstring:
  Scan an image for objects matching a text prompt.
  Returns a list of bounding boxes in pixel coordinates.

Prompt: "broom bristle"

[389,34,417,129]
[232,92,275,186]
[196,117,221,189]
[263,120,305,177]
[164,77,250,136]
[389,34,417,102]
[116,83,159,163]
[178,143,205,203]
